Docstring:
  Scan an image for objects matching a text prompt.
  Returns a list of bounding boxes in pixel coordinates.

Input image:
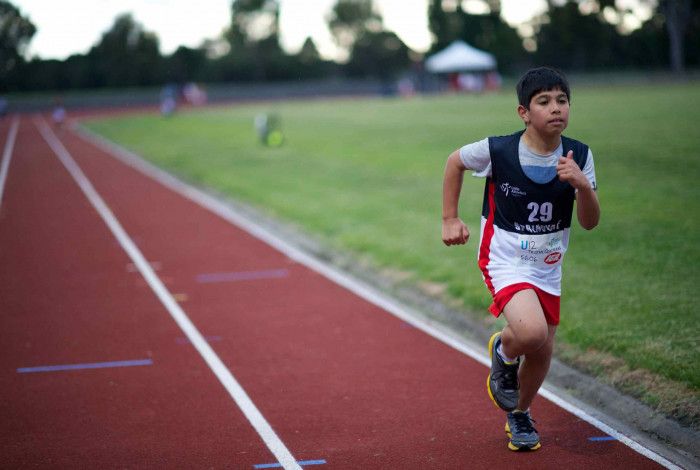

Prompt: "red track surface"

[0,115,664,469]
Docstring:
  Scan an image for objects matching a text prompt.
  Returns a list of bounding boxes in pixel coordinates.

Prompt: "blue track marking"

[253,459,326,469]
[17,359,153,373]
[196,269,289,284]
[588,436,617,442]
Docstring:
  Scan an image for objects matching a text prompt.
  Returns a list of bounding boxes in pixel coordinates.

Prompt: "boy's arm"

[556,150,600,230]
[442,150,471,245]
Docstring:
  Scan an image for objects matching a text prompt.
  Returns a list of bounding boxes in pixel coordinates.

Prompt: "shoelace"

[510,412,537,435]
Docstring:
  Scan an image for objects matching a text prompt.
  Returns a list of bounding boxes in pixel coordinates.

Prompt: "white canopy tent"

[425,40,497,73]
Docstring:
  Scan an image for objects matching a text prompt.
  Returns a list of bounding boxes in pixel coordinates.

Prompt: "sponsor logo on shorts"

[544,252,562,264]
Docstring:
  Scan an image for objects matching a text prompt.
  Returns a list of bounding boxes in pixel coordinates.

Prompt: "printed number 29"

[527,202,553,222]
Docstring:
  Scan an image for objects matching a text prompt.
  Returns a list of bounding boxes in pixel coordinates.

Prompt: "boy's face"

[518,87,570,135]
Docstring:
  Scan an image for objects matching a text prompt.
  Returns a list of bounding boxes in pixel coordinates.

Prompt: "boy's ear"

[517,104,529,125]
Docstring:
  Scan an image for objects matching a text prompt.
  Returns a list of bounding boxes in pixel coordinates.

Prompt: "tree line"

[1,0,698,93]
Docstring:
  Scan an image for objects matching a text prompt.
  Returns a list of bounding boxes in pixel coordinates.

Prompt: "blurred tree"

[328,0,382,58]
[329,0,411,79]
[533,1,622,70]
[584,0,697,70]
[616,11,669,68]
[88,13,163,87]
[225,0,285,80]
[292,37,326,78]
[20,58,64,90]
[427,0,526,72]
[658,0,693,71]
[164,46,208,83]
[228,0,280,46]
[685,0,700,67]
[532,0,698,71]
[346,30,411,79]
[13,53,93,92]
[0,1,36,90]
[278,37,337,80]
[298,37,321,65]
[61,54,93,89]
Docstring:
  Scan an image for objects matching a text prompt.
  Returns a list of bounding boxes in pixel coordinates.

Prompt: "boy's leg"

[500,289,554,411]
[501,289,549,358]
[498,289,556,451]
[517,324,556,411]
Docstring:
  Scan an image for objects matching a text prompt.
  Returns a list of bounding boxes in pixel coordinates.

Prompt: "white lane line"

[35,118,302,470]
[0,117,20,209]
[75,124,681,470]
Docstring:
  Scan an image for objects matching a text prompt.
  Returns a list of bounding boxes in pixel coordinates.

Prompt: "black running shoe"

[505,410,541,451]
[486,332,519,412]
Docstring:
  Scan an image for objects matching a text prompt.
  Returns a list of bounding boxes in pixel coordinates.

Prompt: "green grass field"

[85,83,700,400]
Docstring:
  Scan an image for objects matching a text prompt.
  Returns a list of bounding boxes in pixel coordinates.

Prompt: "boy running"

[441,67,600,451]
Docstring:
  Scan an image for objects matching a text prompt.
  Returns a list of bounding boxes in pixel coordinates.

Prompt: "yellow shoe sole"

[505,422,541,451]
[486,332,501,410]
[508,441,541,451]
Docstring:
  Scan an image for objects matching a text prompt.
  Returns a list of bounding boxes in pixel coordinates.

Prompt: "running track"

[0,114,675,469]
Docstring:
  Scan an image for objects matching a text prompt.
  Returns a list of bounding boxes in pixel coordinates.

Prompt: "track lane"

[0,116,19,207]
[37,118,301,470]
[0,118,281,468]
[48,115,667,469]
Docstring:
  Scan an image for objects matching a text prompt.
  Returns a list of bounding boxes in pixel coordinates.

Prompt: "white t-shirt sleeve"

[459,138,491,177]
[582,149,597,190]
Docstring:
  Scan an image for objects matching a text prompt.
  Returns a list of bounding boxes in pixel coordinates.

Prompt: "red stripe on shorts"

[488,282,560,326]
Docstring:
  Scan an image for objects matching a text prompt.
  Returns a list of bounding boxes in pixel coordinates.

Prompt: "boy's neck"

[522,128,561,155]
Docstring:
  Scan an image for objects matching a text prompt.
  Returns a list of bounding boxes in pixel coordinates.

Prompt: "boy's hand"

[557,150,591,191]
[442,217,470,246]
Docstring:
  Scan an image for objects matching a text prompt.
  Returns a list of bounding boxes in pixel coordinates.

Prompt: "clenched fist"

[442,217,470,246]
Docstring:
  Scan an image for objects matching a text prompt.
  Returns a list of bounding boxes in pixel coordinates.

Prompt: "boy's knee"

[517,326,549,353]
